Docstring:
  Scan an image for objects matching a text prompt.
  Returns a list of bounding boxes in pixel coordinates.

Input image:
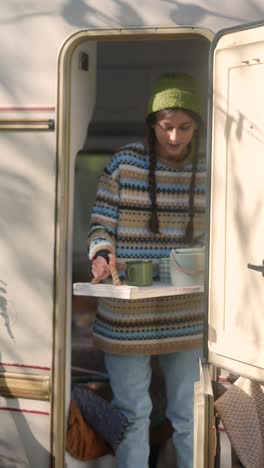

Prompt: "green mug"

[126,260,153,286]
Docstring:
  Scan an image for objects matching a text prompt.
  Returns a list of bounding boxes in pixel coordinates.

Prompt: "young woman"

[87,72,206,468]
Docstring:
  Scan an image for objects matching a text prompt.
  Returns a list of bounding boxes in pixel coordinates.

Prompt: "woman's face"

[153,110,198,161]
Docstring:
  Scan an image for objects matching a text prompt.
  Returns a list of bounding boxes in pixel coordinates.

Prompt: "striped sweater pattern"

[88,143,206,355]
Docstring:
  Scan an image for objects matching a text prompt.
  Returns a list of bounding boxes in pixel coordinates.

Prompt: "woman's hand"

[91,253,116,283]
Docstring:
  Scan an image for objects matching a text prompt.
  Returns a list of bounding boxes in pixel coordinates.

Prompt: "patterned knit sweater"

[87,142,206,355]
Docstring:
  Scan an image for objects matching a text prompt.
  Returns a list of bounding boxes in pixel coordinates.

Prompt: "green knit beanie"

[147,72,202,119]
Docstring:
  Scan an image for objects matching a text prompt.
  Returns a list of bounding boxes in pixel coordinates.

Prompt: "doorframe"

[54,25,214,467]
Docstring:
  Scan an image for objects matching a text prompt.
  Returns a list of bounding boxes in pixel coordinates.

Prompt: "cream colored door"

[207,22,264,382]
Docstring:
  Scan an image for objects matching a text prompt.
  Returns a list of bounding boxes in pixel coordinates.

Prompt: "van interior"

[67,33,242,467]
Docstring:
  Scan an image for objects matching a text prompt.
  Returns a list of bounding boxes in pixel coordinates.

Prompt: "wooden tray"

[73,282,204,300]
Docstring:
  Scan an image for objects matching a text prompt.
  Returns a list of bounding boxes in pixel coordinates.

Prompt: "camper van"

[1,1,264,467]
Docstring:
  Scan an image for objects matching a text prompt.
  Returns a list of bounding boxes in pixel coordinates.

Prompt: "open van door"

[194,23,264,468]
[207,20,264,382]
[194,20,264,467]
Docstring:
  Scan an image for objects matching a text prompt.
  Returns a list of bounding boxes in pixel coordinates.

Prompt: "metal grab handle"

[247,260,264,277]
[0,119,55,131]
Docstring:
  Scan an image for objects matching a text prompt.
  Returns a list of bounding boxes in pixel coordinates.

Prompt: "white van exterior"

[0,2,264,467]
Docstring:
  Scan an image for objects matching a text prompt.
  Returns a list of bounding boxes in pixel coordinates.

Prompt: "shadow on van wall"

[167,0,250,25]
[61,0,143,28]
[0,279,14,340]
[1,0,264,28]
[61,0,264,29]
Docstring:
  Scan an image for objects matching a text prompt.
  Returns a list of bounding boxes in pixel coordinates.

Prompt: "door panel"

[208,23,264,381]
[0,397,51,467]
[0,127,56,464]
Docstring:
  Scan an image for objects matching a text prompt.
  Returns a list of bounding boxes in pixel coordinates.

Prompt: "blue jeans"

[104,349,201,468]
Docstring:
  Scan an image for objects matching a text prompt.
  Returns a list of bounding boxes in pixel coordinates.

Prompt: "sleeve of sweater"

[87,156,120,260]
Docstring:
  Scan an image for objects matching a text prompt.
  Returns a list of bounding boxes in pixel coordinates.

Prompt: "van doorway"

[57,28,212,468]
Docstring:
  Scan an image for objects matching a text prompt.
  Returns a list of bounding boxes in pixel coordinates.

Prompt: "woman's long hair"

[146,108,202,243]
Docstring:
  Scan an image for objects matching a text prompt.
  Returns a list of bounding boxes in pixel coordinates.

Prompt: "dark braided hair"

[147,124,159,233]
[146,108,202,243]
